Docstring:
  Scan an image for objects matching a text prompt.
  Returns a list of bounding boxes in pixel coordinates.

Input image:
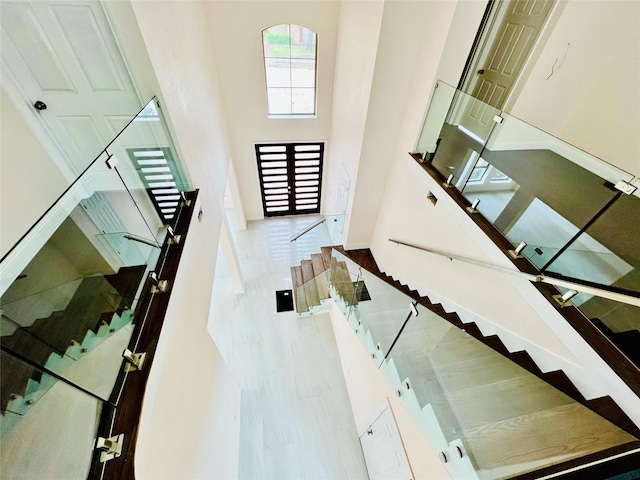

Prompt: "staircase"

[0,266,146,434]
[291,248,354,314]
[293,246,640,478]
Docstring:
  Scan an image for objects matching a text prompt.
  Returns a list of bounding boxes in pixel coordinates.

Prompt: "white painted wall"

[508,0,640,176]
[0,88,70,257]
[136,200,241,480]
[344,0,458,249]
[207,1,339,221]
[128,1,241,478]
[322,0,384,221]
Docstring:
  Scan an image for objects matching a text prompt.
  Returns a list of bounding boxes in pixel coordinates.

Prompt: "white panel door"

[458,0,555,139]
[360,406,413,480]
[0,0,141,174]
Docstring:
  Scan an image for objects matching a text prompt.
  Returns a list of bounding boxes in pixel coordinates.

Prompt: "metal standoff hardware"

[149,271,169,293]
[95,433,124,463]
[122,348,146,372]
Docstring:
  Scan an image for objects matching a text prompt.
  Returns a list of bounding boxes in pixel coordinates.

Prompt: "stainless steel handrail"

[290,217,327,242]
[389,238,640,307]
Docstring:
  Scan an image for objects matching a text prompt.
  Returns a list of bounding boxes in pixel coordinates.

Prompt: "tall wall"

[207,0,339,221]
[128,1,241,478]
[342,0,459,249]
[322,0,384,218]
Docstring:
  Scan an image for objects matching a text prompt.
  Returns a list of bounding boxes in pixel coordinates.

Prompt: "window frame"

[262,24,318,118]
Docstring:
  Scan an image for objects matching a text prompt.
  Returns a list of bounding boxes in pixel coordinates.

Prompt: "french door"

[256,142,324,217]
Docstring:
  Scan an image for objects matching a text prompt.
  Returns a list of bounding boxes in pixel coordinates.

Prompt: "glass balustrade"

[0,350,106,480]
[0,96,192,475]
[554,287,640,369]
[332,251,413,366]
[327,249,638,479]
[460,111,634,262]
[415,81,500,186]
[414,80,640,371]
[289,213,346,266]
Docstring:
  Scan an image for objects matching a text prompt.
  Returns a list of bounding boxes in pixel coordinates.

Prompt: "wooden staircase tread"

[314,271,330,301]
[463,403,636,471]
[294,283,309,314]
[303,277,321,308]
[310,253,326,277]
[291,266,304,290]
[301,260,315,284]
[320,246,333,271]
[443,375,576,430]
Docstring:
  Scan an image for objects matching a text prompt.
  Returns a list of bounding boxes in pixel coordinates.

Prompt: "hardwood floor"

[210,215,368,479]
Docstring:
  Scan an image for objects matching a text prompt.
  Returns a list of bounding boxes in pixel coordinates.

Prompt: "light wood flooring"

[209,215,368,479]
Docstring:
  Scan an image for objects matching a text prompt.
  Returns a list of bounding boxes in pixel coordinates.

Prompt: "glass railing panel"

[544,192,639,289]
[295,271,330,317]
[326,213,346,246]
[539,191,640,368]
[463,110,634,256]
[104,99,191,234]
[555,288,640,370]
[290,214,344,266]
[328,250,361,324]
[333,252,414,365]
[379,302,637,478]
[0,151,161,402]
[0,350,104,479]
[416,81,500,184]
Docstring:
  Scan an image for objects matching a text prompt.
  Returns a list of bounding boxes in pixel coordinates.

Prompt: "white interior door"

[360,405,413,480]
[456,0,555,139]
[0,0,141,175]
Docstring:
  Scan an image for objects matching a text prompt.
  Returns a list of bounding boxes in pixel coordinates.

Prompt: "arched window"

[262,24,317,116]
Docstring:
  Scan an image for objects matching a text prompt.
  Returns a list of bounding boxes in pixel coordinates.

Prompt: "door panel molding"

[256,142,324,217]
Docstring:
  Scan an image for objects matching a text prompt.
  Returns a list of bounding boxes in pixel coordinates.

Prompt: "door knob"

[477,69,485,75]
[33,100,47,111]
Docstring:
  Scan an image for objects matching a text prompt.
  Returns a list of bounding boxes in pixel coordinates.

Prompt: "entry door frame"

[256,141,325,217]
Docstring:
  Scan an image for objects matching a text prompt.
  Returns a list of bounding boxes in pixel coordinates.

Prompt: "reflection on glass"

[334,252,411,364]
[0,96,184,403]
[378,302,636,478]
[546,193,640,289]
[0,351,102,479]
[577,294,640,368]
[415,81,500,182]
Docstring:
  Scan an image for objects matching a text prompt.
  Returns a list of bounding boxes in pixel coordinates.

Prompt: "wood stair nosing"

[540,370,586,403]
[290,266,308,314]
[482,335,510,356]
[586,396,640,438]
[509,350,542,375]
[300,260,315,284]
[310,253,326,277]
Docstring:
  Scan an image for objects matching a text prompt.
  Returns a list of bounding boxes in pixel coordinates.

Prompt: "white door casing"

[0,0,141,176]
[454,0,555,140]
